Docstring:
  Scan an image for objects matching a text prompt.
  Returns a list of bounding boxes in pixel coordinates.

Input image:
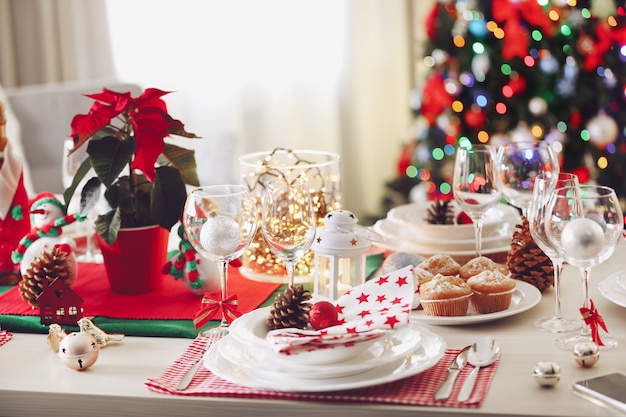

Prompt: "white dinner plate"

[598,270,626,308]
[387,202,510,240]
[373,219,513,253]
[411,280,542,325]
[218,322,428,379]
[372,226,511,264]
[204,326,446,392]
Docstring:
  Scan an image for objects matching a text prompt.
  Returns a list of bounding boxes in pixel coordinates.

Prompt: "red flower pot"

[97,225,169,294]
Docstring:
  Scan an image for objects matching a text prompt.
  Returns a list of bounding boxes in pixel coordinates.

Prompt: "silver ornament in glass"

[572,341,600,367]
[533,361,561,387]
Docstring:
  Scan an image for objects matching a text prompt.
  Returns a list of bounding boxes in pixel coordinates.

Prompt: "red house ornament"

[37,278,84,325]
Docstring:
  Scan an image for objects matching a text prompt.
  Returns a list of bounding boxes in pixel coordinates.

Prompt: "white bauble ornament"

[58,332,99,371]
[561,218,605,260]
[586,112,618,148]
[200,215,241,258]
[528,97,548,115]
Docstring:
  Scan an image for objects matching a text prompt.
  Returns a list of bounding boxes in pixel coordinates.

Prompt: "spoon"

[457,337,500,402]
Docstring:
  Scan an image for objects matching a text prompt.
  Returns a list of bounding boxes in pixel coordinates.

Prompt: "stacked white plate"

[372,202,521,262]
[599,269,626,308]
[203,306,446,392]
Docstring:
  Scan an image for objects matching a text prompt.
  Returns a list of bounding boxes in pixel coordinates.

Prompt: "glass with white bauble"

[183,185,258,334]
[452,144,502,257]
[545,185,623,350]
[497,140,559,217]
[528,172,581,333]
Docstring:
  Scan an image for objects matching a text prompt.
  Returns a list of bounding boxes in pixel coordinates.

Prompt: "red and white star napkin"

[266,265,415,356]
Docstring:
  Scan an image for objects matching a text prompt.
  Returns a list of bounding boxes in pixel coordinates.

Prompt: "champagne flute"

[452,144,502,257]
[497,140,559,217]
[528,172,581,333]
[545,185,623,350]
[261,178,316,288]
[183,185,258,334]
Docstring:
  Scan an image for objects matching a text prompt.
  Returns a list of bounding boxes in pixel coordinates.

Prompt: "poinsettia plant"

[63,88,200,245]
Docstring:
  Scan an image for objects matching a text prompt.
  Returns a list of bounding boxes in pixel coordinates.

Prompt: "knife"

[434,345,471,401]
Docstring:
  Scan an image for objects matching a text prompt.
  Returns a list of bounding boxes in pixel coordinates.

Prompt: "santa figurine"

[11,192,84,282]
[0,102,31,285]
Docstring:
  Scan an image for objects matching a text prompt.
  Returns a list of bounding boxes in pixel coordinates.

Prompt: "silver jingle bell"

[533,361,561,387]
[572,341,600,368]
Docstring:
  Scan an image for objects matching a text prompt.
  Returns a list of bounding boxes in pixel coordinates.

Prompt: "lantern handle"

[336,224,386,244]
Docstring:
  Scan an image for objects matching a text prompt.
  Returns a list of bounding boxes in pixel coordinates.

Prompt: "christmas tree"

[391,0,626,210]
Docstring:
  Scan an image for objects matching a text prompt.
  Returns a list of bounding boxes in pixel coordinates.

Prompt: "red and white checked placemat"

[145,336,499,407]
[0,330,13,347]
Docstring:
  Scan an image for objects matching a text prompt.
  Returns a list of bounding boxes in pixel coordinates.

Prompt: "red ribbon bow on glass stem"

[192,293,241,329]
[580,299,608,346]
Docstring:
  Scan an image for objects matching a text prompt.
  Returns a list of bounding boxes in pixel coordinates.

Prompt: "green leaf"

[87,135,136,188]
[78,177,102,217]
[159,143,200,186]
[151,165,187,230]
[63,158,93,210]
[95,208,121,246]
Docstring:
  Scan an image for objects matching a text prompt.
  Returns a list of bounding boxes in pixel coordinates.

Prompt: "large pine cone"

[507,217,554,292]
[19,247,73,307]
[425,200,455,225]
[266,285,312,330]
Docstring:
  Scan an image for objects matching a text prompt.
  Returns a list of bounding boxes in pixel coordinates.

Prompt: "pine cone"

[19,247,73,307]
[425,200,455,225]
[507,217,554,292]
[266,285,312,330]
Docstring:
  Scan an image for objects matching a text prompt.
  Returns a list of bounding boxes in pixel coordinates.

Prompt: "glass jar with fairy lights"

[239,148,341,283]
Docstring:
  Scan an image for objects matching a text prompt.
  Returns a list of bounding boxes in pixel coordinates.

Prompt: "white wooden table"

[2,242,626,417]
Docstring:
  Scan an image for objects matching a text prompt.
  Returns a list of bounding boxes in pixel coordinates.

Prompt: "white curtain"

[0,0,115,87]
[105,0,416,220]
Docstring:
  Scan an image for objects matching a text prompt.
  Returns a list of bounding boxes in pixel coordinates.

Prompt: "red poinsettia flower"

[65,87,201,245]
[70,88,194,182]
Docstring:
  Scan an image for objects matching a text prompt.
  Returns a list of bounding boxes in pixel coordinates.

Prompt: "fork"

[176,326,227,390]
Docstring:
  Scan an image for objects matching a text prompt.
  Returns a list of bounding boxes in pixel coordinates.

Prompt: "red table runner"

[0,263,280,320]
[145,337,499,407]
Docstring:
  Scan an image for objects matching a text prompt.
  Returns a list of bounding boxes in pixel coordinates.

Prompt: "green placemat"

[0,253,384,338]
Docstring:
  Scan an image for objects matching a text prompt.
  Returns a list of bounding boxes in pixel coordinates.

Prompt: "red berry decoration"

[456,211,473,225]
[308,301,338,330]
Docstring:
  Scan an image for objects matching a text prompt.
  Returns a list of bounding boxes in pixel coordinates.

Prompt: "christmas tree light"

[394,0,626,209]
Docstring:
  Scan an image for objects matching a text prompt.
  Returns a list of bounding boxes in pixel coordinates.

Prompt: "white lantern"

[312,210,372,300]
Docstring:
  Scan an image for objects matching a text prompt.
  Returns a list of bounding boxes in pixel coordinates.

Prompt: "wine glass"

[497,140,559,217]
[528,172,581,333]
[261,178,316,288]
[545,184,623,350]
[183,185,258,333]
[61,139,103,263]
[452,144,502,257]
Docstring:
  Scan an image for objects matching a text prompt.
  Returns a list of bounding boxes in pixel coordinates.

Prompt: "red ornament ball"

[308,301,338,330]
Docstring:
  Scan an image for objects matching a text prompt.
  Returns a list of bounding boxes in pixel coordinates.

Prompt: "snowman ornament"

[11,193,82,280]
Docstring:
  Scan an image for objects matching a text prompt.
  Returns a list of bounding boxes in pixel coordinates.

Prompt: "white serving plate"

[218,322,428,379]
[204,326,446,392]
[598,270,626,308]
[411,280,541,325]
[387,201,510,240]
[229,306,375,365]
